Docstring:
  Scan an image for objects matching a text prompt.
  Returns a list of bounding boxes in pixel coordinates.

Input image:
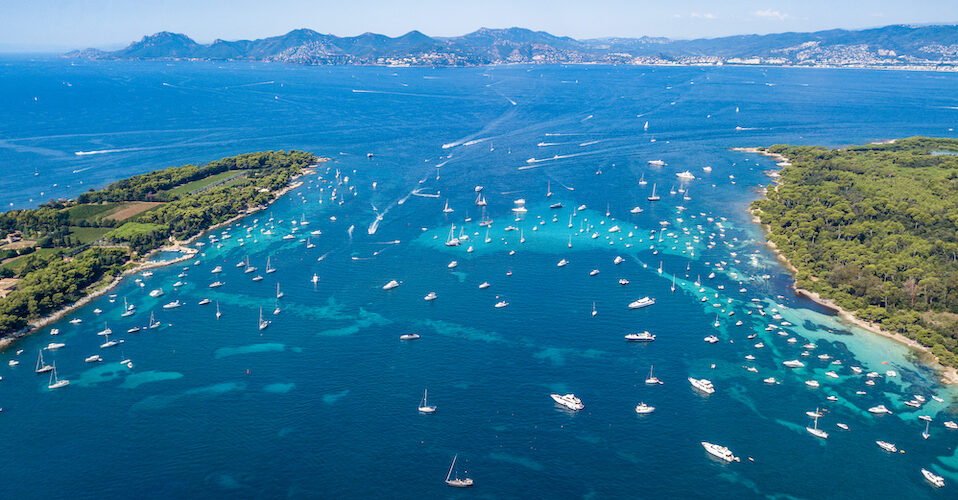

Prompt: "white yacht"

[837,423,849,430]
[557,259,569,267]
[783,360,805,368]
[701,442,739,462]
[45,342,65,350]
[382,280,400,290]
[551,393,584,411]
[511,199,528,213]
[676,170,695,180]
[399,333,420,341]
[628,297,656,309]
[876,440,898,453]
[635,402,655,414]
[209,281,224,288]
[198,298,211,305]
[162,300,181,309]
[648,160,666,166]
[613,256,625,265]
[447,260,458,269]
[625,331,656,342]
[424,292,438,301]
[944,421,958,430]
[704,335,719,344]
[478,282,490,289]
[494,300,509,308]
[590,269,600,276]
[921,468,945,488]
[805,380,820,388]
[418,389,437,413]
[149,288,164,298]
[763,377,777,384]
[85,355,102,363]
[868,405,892,415]
[689,377,715,394]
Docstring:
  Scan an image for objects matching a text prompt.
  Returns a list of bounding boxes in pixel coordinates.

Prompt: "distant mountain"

[64,24,958,69]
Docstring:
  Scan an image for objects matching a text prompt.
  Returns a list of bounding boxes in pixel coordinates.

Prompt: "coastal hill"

[65,24,958,69]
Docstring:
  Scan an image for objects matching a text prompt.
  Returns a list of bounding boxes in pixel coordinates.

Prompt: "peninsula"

[748,137,958,369]
[0,150,319,346]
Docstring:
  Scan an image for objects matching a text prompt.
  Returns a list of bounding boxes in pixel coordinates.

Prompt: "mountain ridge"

[64,24,958,69]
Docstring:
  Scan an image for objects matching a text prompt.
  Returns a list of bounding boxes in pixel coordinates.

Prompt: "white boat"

[100,334,120,349]
[944,421,958,430]
[805,380,820,388]
[783,360,805,368]
[868,405,892,415]
[557,259,568,267]
[647,183,660,201]
[45,342,65,350]
[648,160,666,167]
[511,199,528,213]
[763,377,777,384]
[50,328,60,335]
[448,260,458,269]
[922,468,945,488]
[625,331,656,342]
[424,292,438,301]
[149,311,161,329]
[162,300,181,309]
[619,279,630,285]
[701,442,739,462]
[837,423,849,430]
[311,274,320,284]
[418,389,437,413]
[806,408,828,439]
[211,265,223,274]
[258,308,270,331]
[876,440,898,453]
[251,275,263,282]
[85,355,102,363]
[478,282,490,289]
[645,365,662,385]
[265,257,276,274]
[47,363,69,389]
[382,280,400,290]
[704,335,719,344]
[399,333,420,341]
[628,297,655,309]
[69,318,82,325]
[444,454,473,488]
[635,402,655,414]
[215,302,222,319]
[149,288,164,298]
[445,224,460,246]
[442,199,454,213]
[209,281,224,288]
[198,298,211,305]
[638,173,648,185]
[689,377,715,394]
[613,256,625,265]
[127,326,141,333]
[34,350,53,374]
[551,393,584,411]
[494,300,509,308]
[276,283,284,299]
[676,170,695,180]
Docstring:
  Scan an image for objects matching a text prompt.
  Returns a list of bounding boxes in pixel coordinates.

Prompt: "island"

[747,137,958,372]
[0,150,320,347]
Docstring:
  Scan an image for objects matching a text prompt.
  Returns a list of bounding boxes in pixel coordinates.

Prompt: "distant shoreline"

[736,146,958,385]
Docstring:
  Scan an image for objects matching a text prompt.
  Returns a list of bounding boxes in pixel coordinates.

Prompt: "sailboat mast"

[446,454,457,482]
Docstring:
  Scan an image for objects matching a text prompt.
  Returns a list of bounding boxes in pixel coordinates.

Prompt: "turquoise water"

[1,59,958,498]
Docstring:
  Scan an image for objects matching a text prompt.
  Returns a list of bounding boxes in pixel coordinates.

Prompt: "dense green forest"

[0,150,316,337]
[751,137,958,366]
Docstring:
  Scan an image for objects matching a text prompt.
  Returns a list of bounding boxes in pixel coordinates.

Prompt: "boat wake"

[74,147,141,156]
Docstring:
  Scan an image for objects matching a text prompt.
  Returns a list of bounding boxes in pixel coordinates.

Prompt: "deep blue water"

[1,58,957,498]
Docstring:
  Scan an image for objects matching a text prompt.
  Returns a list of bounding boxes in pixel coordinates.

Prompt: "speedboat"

[85,355,102,363]
[447,260,458,269]
[557,259,568,267]
[944,421,958,430]
[478,282,490,289]
[382,280,400,290]
[551,393,584,411]
[837,423,849,430]
[198,298,211,305]
[783,360,805,368]
[635,402,655,414]
[149,288,164,298]
[763,377,777,384]
[45,342,65,350]
[209,281,224,288]
[676,170,695,180]
[701,442,739,462]
[628,297,655,309]
[625,331,656,342]
[494,300,509,308]
[619,279,630,285]
[399,334,420,341]
[689,377,715,394]
[424,292,437,301]
[922,468,945,488]
[162,300,181,309]
[590,269,600,276]
[805,380,820,388]
[704,335,719,344]
[876,440,898,453]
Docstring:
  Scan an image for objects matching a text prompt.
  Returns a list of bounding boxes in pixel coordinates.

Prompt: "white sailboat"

[546,181,553,198]
[645,365,662,385]
[258,308,270,331]
[443,199,454,213]
[591,302,597,317]
[647,183,660,201]
[149,311,161,329]
[276,283,284,299]
[35,350,53,374]
[418,389,436,413]
[47,363,69,389]
[806,408,828,439]
[215,301,222,319]
[444,454,473,487]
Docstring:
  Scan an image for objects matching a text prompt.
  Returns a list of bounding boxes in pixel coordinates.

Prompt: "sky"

[2,0,957,52]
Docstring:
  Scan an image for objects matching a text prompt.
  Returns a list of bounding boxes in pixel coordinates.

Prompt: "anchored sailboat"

[444,454,473,487]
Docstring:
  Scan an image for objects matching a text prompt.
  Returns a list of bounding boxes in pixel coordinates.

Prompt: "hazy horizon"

[3,0,958,53]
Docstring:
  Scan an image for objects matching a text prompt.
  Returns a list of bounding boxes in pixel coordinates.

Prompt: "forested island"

[0,150,318,340]
[750,137,958,366]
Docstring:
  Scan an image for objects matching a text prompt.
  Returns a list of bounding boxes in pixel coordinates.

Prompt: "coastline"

[738,147,958,385]
[0,162,323,351]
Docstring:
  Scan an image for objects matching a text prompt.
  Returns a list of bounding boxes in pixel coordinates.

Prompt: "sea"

[0,57,957,499]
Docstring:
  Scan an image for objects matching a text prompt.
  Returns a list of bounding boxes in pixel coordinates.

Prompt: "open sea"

[1,57,958,498]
